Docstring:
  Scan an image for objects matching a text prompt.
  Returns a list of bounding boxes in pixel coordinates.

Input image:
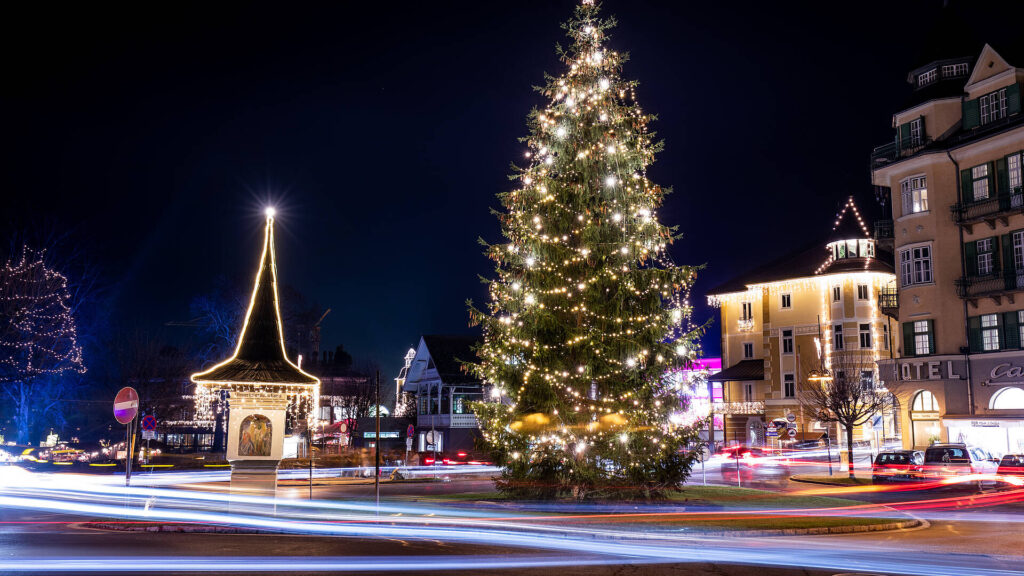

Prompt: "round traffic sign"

[113,387,139,425]
[786,412,796,423]
[787,428,797,438]
[140,414,157,431]
[407,424,415,438]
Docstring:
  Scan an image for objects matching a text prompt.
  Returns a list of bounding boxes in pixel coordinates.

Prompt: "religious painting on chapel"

[238,414,272,456]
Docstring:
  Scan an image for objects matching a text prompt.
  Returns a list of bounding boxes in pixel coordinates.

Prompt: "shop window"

[911,390,939,412]
[990,387,1024,410]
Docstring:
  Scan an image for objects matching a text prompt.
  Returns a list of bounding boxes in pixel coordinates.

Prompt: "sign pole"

[124,417,133,487]
[375,370,381,514]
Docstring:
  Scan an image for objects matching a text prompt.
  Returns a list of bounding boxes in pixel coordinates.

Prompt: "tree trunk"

[845,423,855,479]
[16,383,31,445]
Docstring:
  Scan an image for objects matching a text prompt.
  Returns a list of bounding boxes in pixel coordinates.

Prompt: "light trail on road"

[1,467,1022,575]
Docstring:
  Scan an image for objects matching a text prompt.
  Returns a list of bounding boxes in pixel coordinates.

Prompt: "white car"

[921,443,999,489]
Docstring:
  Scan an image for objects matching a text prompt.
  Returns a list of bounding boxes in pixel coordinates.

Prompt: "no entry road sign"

[113,387,139,425]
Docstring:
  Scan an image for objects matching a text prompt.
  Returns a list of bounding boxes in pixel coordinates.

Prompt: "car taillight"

[442,458,452,465]
[424,458,435,465]
[457,451,467,458]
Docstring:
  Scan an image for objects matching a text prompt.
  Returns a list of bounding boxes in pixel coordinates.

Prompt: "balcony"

[417,413,479,429]
[956,271,1024,304]
[711,401,765,415]
[737,318,755,332]
[870,138,931,169]
[878,287,899,319]
[951,189,1024,229]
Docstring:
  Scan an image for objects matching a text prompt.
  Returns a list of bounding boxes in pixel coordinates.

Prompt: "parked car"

[921,443,999,489]
[719,446,790,485]
[871,450,923,483]
[996,454,1024,482]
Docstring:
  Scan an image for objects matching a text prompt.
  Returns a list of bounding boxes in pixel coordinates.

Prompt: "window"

[980,88,1008,125]
[941,62,968,77]
[907,319,934,356]
[833,324,844,350]
[909,117,923,147]
[901,175,928,214]
[740,301,753,321]
[860,370,874,392]
[744,383,754,402]
[859,239,876,257]
[977,238,995,276]
[981,313,1000,351]
[1010,153,1023,193]
[917,68,937,87]
[857,284,869,300]
[990,386,1024,410]
[832,285,842,302]
[859,323,872,348]
[912,390,939,412]
[900,245,933,286]
[780,293,792,309]
[1015,231,1024,271]
[971,164,990,201]
[1019,311,1024,348]
[782,329,793,354]
[783,374,795,398]
[883,323,890,351]
[742,342,754,359]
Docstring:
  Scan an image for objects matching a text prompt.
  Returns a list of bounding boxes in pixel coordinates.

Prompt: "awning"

[707,359,764,382]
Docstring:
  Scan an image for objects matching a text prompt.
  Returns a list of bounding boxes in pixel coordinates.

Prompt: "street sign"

[407,424,415,438]
[786,412,796,423]
[113,387,139,425]
[787,428,797,438]
[406,437,413,451]
[142,429,156,440]
[787,422,797,429]
[766,427,778,437]
[140,414,157,431]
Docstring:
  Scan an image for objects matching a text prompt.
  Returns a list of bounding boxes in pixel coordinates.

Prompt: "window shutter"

[1004,312,1020,349]
[902,322,915,357]
[918,115,926,142]
[965,240,978,276]
[1008,83,1022,116]
[898,123,911,151]
[992,237,1002,273]
[998,157,1010,198]
[968,316,983,353]
[961,168,973,203]
[1003,234,1015,288]
[927,320,936,354]
[988,161,997,200]
[963,98,981,129]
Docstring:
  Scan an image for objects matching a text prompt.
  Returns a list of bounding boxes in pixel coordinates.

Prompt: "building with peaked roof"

[190,210,320,491]
[707,197,898,449]
[399,334,488,458]
[871,43,1024,456]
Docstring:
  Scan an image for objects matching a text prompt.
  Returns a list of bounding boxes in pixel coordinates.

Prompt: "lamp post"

[807,368,834,476]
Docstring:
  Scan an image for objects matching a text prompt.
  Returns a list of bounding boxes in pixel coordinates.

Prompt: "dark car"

[872,450,923,483]
[719,446,790,485]
[996,454,1024,484]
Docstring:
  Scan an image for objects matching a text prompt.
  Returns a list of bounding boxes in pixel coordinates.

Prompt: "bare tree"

[0,247,85,444]
[800,352,893,478]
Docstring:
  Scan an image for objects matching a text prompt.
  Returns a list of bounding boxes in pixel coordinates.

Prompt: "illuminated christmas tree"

[470,0,703,500]
[0,248,85,443]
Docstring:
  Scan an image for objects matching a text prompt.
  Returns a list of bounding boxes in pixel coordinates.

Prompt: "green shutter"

[898,123,911,151]
[992,237,1002,273]
[1009,83,1022,116]
[989,161,997,199]
[902,321,915,357]
[965,240,978,276]
[1004,312,1021,349]
[927,320,936,354]
[968,316,983,353]
[963,98,981,129]
[998,157,1010,198]
[961,168,973,203]
[1003,233,1015,288]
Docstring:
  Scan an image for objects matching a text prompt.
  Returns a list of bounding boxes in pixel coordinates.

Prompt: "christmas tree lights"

[469,1,703,500]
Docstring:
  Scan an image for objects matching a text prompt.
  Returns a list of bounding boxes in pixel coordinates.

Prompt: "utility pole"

[375,370,381,513]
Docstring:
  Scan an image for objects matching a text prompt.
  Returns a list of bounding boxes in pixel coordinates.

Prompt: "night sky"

[3,0,1023,380]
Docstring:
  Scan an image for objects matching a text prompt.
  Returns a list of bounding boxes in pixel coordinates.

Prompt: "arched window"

[990,387,1024,410]
[911,390,939,412]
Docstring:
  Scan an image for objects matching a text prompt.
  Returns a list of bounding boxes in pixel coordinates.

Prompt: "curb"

[789,476,872,487]
[695,518,921,537]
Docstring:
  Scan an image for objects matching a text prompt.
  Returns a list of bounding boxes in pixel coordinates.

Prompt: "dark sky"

[3,0,1022,380]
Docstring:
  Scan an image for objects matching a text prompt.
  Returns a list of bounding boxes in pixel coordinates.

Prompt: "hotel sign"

[896,360,965,382]
[894,355,1024,386]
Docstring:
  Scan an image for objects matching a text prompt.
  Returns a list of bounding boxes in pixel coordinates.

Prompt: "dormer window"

[829,238,875,261]
[917,68,937,87]
[941,63,968,78]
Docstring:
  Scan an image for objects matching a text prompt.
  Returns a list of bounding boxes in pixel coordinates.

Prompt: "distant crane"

[311,308,331,361]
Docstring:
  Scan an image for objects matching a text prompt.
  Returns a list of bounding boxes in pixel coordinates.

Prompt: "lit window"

[981,314,1000,351]
[860,370,874,392]
[912,320,933,356]
[901,175,928,214]
[977,238,995,276]
[941,63,968,77]
[991,387,1024,410]
[917,68,937,87]
[971,164,990,201]
[912,390,939,411]
[909,117,923,147]
[980,88,1008,125]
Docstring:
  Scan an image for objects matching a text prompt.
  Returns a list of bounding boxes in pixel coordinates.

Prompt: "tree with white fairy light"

[0,248,85,444]
[469,0,704,500]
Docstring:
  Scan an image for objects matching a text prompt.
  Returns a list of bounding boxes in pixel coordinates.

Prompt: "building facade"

[708,198,899,449]
[872,44,1024,455]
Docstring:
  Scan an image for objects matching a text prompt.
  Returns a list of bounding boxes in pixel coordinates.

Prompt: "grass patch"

[790,475,873,486]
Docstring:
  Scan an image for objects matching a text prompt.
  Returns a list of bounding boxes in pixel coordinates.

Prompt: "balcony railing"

[870,138,931,168]
[417,413,479,429]
[711,401,765,415]
[951,189,1024,225]
[878,287,899,318]
[956,271,1024,298]
[737,318,755,332]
